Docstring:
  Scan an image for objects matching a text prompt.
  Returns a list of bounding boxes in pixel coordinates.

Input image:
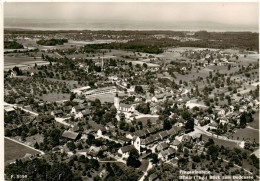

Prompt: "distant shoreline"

[4,27,258,33]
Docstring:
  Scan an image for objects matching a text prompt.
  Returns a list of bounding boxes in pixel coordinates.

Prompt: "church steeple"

[114,91,120,109]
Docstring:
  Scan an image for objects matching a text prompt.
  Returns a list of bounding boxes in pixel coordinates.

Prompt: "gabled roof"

[62,130,79,140]
[74,105,85,111]
[158,142,168,150]
[134,130,146,137]
[88,120,106,132]
[167,127,177,135]
[53,110,63,115]
[167,147,176,155]
[120,145,134,153]
[173,139,181,146]
[159,131,169,139]
[147,127,156,134]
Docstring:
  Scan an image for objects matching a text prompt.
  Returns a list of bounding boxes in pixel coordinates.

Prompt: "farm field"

[39,92,70,102]
[4,138,41,165]
[4,56,45,66]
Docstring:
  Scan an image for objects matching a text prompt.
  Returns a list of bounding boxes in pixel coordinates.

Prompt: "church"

[114,94,135,121]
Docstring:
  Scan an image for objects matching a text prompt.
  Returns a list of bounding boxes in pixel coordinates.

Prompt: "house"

[172,139,181,150]
[157,142,169,151]
[146,127,157,136]
[15,98,25,104]
[219,117,229,124]
[97,128,107,137]
[158,147,176,161]
[82,109,90,117]
[191,133,202,142]
[62,130,79,140]
[51,110,63,117]
[151,94,166,102]
[118,145,135,159]
[69,125,80,132]
[118,103,135,113]
[218,109,226,117]
[134,130,146,138]
[88,146,100,157]
[75,112,83,119]
[88,120,106,133]
[71,105,85,114]
[208,122,218,129]
[158,131,169,140]
[10,70,17,78]
[181,135,192,143]
[4,106,15,112]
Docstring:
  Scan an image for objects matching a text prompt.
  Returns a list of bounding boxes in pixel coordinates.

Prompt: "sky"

[4,2,259,26]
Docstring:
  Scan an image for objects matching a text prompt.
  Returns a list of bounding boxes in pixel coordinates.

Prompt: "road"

[139,160,153,181]
[194,126,240,143]
[54,52,64,58]
[5,102,75,127]
[55,117,74,127]
[4,102,39,116]
[247,126,259,132]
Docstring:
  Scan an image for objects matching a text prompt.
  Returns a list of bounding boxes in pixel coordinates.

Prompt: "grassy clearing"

[203,135,239,149]
[231,128,259,143]
[86,93,116,104]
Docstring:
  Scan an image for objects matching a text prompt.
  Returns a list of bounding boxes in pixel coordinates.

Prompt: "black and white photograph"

[2,1,260,180]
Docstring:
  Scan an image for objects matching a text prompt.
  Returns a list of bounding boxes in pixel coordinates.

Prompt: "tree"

[70,93,76,101]
[136,103,150,114]
[150,153,159,164]
[134,85,144,94]
[163,119,171,130]
[127,148,141,168]
[207,145,219,161]
[34,142,40,149]
[147,119,152,128]
[149,86,155,94]
[185,119,194,131]
[240,112,253,128]
[67,141,76,151]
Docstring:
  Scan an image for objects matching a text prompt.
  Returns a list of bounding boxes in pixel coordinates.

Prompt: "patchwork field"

[5,138,41,165]
[4,56,49,70]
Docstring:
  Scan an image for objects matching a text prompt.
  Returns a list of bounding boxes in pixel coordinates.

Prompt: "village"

[4,30,260,181]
